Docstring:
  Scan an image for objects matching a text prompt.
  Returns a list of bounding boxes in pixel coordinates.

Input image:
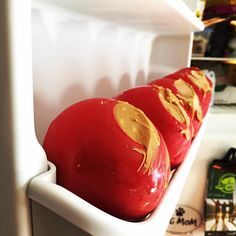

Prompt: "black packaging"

[205,148,236,236]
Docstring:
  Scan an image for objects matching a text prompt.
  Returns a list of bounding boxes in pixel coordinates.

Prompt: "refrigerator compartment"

[0,0,204,235]
[30,1,204,235]
[28,118,208,236]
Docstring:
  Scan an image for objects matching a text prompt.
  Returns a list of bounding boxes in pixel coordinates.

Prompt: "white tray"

[28,118,207,236]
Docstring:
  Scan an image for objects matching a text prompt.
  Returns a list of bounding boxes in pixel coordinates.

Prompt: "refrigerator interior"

[172,113,236,235]
[6,0,234,236]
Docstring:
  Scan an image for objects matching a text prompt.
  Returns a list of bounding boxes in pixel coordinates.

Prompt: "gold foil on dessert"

[114,101,160,175]
[153,86,191,140]
[174,79,203,122]
[188,70,212,94]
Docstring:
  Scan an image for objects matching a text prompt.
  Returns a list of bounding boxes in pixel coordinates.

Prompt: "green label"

[207,166,235,199]
[215,173,236,195]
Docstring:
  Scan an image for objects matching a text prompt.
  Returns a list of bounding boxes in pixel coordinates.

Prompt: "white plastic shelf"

[192,57,236,63]
[192,57,230,62]
[37,0,204,33]
[28,117,207,236]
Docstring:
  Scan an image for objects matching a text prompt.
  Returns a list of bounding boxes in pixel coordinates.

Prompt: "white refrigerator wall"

[31,1,193,145]
[32,1,154,144]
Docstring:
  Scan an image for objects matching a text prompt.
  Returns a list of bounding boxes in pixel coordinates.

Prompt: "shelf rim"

[33,0,204,34]
[192,56,236,62]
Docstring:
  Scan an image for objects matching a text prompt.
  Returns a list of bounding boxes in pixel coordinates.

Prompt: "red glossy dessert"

[43,98,170,221]
[160,67,213,117]
[115,86,194,168]
[149,78,203,137]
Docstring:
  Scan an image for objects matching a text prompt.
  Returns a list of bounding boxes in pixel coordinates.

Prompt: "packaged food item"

[192,31,211,57]
[205,148,236,236]
[192,27,215,57]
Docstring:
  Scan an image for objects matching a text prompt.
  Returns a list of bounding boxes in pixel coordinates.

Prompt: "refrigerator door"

[0,0,204,235]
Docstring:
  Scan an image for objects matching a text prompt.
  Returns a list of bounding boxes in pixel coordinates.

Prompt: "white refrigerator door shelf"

[28,118,207,236]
